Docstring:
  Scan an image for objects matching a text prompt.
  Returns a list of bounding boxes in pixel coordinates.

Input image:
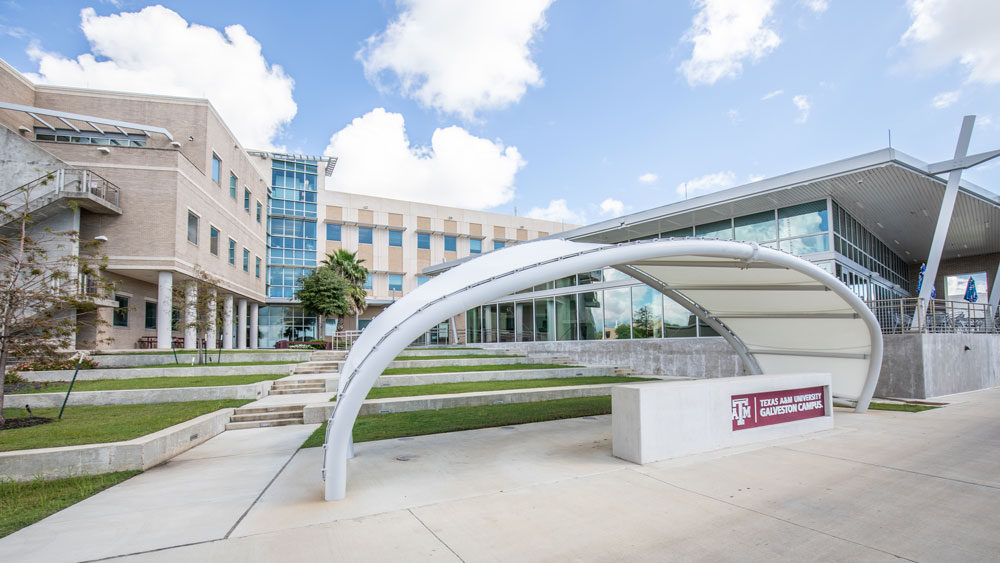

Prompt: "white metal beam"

[913,115,976,329]
[926,149,1000,175]
[0,101,174,141]
[988,261,1000,330]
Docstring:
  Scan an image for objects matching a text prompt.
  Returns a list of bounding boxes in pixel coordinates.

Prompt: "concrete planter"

[7,381,274,408]
[88,351,311,368]
[19,363,296,382]
[0,408,235,481]
[385,357,558,369]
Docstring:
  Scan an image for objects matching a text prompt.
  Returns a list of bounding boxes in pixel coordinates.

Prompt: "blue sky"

[1,0,998,224]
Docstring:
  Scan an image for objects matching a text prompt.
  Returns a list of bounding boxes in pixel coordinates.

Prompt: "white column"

[987,261,1000,330]
[913,115,975,328]
[183,282,197,349]
[156,271,173,349]
[249,303,259,349]
[205,288,217,348]
[237,298,247,349]
[222,295,234,349]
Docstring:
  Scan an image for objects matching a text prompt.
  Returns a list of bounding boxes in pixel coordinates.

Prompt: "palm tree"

[319,249,368,335]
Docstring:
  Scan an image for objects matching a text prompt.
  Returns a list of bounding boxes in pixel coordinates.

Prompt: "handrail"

[0,168,121,211]
[866,297,998,334]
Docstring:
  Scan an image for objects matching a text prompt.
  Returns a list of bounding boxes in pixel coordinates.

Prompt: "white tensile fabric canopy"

[322,238,883,501]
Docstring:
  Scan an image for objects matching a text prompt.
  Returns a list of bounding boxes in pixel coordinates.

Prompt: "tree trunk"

[0,342,8,425]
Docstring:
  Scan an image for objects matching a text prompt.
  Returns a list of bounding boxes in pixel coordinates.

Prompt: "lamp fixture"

[97,147,111,154]
[170,141,182,148]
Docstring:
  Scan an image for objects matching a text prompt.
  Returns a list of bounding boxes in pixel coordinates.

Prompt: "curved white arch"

[323,238,883,501]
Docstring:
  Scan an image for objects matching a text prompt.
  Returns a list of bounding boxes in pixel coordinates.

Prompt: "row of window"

[324,225,509,254]
[831,201,909,291]
[35,128,147,147]
[210,155,264,223]
[186,211,261,277]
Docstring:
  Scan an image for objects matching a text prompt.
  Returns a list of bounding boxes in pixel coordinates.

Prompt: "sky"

[1,0,998,225]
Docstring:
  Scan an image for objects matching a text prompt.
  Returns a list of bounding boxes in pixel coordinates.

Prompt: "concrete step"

[232,404,304,416]
[270,387,326,395]
[225,418,304,430]
[615,368,638,376]
[230,411,304,423]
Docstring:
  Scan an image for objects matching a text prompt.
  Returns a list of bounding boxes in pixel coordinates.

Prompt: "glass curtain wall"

[630,286,663,338]
[555,294,578,340]
[515,301,534,342]
[534,297,555,341]
[578,291,604,340]
[466,307,482,343]
[498,303,516,342]
[604,287,632,339]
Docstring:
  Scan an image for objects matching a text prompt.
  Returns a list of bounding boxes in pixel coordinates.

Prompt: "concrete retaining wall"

[376,367,616,387]
[398,348,499,357]
[19,363,296,382]
[0,408,234,481]
[479,338,743,377]
[7,381,274,408]
[89,351,311,368]
[302,382,627,423]
[876,333,1000,399]
[386,357,559,369]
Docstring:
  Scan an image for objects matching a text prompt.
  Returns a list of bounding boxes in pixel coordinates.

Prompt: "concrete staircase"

[310,350,346,361]
[269,378,327,395]
[226,404,305,430]
[615,367,638,376]
[291,361,340,375]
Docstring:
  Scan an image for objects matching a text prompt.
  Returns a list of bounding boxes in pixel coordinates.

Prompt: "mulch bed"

[0,416,54,430]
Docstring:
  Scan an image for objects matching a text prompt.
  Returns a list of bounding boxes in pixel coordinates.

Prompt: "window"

[363,273,373,290]
[255,256,261,278]
[113,295,129,327]
[470,238,482,254]
[734,211,777,243]
[144,301,157,330]
[187,211,199,245]
[494,240,506,250]
[358,318,372,330]
[417,232,430,249]
[229,173,237,199]
[417,276,430,286]
[228,238,236,265]
[778,200,828,239]
[243,248,250,272]
[389,230,403,247]
[358,226,373,244]
[444,235,457,252]
[256,201,262,223]
[209,226,219,255]
[244,188,251,212]
[212,154,221,184]
[388,274,403,292]
[326,224,342,241]
[695,219,733,240]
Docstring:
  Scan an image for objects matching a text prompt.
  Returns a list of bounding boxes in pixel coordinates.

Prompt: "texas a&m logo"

[731,397,752,427]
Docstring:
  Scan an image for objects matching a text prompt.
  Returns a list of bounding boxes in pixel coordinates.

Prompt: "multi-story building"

[0,59,267,350]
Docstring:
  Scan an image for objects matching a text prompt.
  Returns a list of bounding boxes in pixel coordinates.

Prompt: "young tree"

[0,175,111,424]
[172,267,224,364]
[296,268,354,340]
[318,250,368,336]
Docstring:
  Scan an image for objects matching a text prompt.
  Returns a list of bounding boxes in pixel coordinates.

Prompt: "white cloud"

[638,172,659,184]
[761,88,783,100]
[599,198,628,217]
[803,0,829,13]
[324,108,523,210]
[676,171,738,198]
[901,0,1000,85]
[679,0,781,86]
[727,108,742,124]
[525,199,586,224]
[931,90,960,108]
[793,94,811,123]
[24,6,296,150]
[358,0,553,119]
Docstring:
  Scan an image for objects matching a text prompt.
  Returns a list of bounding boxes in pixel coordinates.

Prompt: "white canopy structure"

[322,238,883,501]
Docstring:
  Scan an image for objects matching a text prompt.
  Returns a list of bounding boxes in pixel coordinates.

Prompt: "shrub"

[9,357,99,373]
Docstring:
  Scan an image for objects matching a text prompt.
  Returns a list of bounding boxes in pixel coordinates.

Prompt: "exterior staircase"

[269,378,327,395]
[615,367,639,376]
[226,404,305,430]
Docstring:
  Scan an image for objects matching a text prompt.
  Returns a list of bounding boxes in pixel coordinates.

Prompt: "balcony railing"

[866,298,999,335]
[0,168,121,213]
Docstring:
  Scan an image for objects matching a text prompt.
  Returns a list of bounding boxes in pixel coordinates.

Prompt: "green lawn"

[302,395,613,448]
[394,354,524,360]
[1,471,140,538]
[362,376,654,400]
[868,401,939,413]
[9,374,286,395]
[93,349,306,356]
[147,360,301,369]
[0,400,252,452]
[382,363,576,376]
[404,347,482,351]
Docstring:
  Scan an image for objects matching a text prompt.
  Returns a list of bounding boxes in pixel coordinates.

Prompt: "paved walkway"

[2,387,999,562]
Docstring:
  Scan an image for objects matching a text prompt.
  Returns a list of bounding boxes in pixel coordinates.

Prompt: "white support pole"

[987,261,1000,331]
[222,295,234,349]
[912,115,976,329]
[183,282,197,349]
[249,303,259,349]
[205,289,217,348]
[237,298,248,349]
[156,271,173,349]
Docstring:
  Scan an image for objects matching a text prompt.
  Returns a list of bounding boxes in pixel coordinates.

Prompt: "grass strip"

[382,363,577,376]
[868,401,939,413]
[364,376,654,400]
[394,354,524,360]
[302,395,612,448]
[0,400,252,452]
[93,349,306,356]
[142,360,300,369]
[0,471,141,538]
[404,347,482,351]
[8,374,286,395]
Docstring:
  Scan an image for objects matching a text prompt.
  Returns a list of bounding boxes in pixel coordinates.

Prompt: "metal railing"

[330,330,363,350]
[866,298,999,335]
[0,168,121,212]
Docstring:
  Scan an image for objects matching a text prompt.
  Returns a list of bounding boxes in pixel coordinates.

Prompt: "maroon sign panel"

[731,386,826,431]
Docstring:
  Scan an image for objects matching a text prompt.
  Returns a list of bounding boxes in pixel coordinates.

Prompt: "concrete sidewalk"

[2,388,999,562]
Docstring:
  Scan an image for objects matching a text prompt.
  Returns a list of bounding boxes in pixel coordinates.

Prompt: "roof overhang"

[0,101,174,141]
